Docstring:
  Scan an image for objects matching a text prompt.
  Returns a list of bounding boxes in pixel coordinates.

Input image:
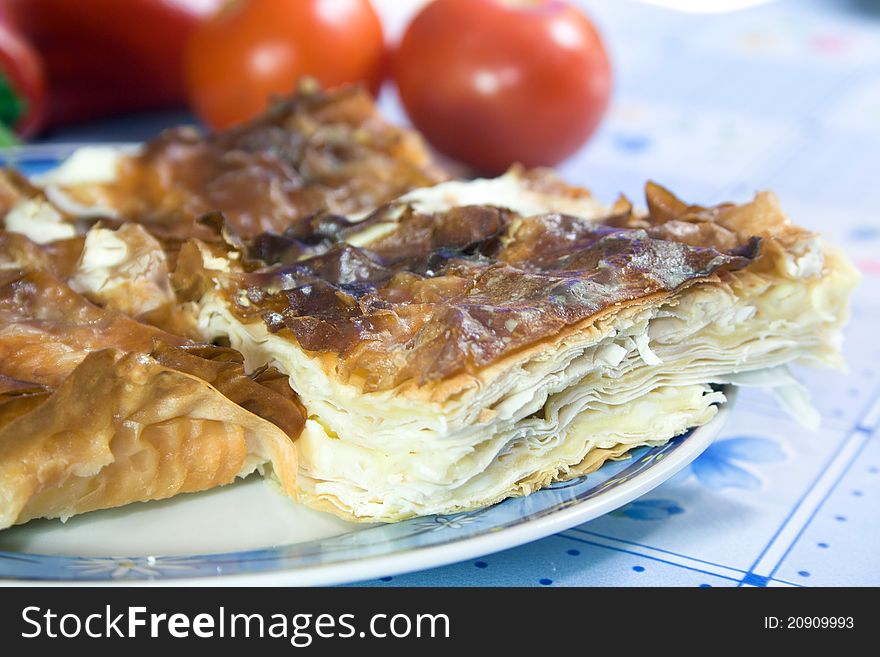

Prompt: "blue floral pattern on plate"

[611,498,685,521]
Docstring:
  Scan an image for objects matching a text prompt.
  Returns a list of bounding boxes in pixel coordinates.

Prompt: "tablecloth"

[39,0,880,587]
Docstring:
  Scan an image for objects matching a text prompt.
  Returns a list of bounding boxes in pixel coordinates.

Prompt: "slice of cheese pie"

[0,84,858,526]
[192,170,858,522]
[0,237,302,529]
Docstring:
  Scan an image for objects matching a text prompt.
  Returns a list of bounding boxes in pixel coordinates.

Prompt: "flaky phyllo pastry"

[0,239,302,529]
[0,85,858,527]
[191,172,857,521]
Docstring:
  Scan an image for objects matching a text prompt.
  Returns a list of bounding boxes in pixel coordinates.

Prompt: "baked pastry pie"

[0,84,444,529]
[35,83,447,245]
[190,170,858,521]
[0,85,858,528]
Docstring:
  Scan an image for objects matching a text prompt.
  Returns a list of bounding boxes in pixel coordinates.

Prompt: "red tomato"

[0,22,46,138]
[393,0,612,174]
[185,0,385,130]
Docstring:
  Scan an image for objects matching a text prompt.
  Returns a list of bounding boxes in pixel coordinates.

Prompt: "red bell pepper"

[4,0,222,128]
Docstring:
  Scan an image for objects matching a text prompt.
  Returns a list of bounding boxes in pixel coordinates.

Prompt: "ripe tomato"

[393,0,612,174]
[185,0,385,130]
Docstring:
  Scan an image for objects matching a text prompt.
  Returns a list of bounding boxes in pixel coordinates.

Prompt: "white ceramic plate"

[0,146,734,585]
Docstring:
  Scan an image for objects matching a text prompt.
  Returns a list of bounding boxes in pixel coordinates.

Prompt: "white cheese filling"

[3,198,76,244]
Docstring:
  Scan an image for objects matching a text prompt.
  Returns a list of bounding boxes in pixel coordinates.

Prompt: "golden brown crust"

[149,342,305,441]
[0,168,43,217]
[0,235,304,528]
[0,230,84,279]
[510,443,634,497]
[0,375,51,431]
[0,349,298,529]
[62,84,447,242]
[0,267,183,387]
[0,250,304,439]
[210,184,766,395]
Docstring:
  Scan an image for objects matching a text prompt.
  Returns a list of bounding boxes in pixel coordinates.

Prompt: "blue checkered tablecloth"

[39,0,880,587]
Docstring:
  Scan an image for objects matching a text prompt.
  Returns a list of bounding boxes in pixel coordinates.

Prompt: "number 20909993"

[764,617,854,629]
